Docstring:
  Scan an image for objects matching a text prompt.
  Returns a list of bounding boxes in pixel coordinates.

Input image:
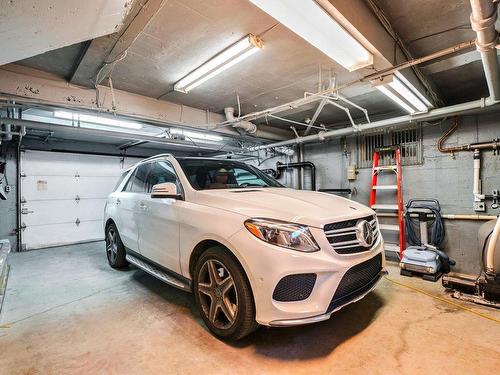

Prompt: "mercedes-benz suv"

[104,154,386,340]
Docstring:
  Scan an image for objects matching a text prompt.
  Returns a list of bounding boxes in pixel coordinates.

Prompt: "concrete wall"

[302,111,500,274]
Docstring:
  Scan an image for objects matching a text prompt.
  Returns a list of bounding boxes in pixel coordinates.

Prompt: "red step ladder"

[369,146,405,258]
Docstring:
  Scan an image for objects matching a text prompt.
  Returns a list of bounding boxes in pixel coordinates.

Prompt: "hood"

[193,188,374,228]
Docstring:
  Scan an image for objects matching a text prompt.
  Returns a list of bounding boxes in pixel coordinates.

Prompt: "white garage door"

[20,150,142,250]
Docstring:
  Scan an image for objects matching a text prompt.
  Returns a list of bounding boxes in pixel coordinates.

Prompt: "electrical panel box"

[347,165,357,181]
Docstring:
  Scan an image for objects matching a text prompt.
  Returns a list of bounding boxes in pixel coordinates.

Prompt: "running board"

[126,254,192,292]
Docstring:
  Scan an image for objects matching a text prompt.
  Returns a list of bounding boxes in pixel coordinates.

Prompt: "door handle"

[116,198,121,205]
[139,202,147,210]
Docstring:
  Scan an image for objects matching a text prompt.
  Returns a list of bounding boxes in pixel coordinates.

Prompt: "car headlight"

[244,218,319,252]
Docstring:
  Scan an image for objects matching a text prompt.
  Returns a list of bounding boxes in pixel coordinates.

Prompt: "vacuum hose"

[404,200,446,247]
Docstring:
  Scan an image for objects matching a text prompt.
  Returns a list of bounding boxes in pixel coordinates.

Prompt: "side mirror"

[151,182,182,199]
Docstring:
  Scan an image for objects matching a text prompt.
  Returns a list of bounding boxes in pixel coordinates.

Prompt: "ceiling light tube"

[372,74,431,114]
[170,128,223,142]
[54,111,143,129]
[249,0,372,71]
[395,72,433,107]
[376,85,416,114]
[174,34,263,93]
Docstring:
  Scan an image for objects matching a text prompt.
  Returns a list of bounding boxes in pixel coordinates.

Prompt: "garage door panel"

[21,150,142,250]
[22,151,138,176]
[22,221,104,250]
[75,177,122,198]
[22,175,78,200]
[22,199,107,226]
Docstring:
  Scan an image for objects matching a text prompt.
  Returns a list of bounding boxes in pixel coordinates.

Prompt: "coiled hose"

[404,200,446,247]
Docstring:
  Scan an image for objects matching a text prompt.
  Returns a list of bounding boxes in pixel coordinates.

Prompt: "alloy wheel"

[106,228,118,263]
[197,259,239,329]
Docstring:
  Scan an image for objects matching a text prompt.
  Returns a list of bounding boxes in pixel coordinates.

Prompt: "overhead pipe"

[248,98,494,152]
[0,117,243,153]
[470,0,500,101]
[224,107,257,134]
[223,107,293,141]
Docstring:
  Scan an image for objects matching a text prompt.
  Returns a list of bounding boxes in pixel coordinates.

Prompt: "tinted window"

[124,163,150,193]
[177,159,283,190]
[114,171,129,191]
[146,161,180,193]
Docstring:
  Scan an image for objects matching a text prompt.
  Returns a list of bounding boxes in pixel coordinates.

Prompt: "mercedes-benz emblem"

[356,219,374,247]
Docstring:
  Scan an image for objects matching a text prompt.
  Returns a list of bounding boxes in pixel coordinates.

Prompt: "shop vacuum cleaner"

[443,215,500,308]
[400,199,455,281]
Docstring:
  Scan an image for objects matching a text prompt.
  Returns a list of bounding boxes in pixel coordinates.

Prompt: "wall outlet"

[473,201,485,212]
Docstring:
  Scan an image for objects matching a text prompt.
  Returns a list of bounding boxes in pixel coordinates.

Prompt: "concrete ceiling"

[0,0,131,65]
[6,0,497,133]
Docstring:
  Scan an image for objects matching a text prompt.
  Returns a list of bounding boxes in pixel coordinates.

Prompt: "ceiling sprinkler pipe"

[224,107,257,134]
[247,98,492,152]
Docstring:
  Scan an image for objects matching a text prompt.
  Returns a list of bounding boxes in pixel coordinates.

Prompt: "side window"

[146,161,180,193]
[124,163,151,193]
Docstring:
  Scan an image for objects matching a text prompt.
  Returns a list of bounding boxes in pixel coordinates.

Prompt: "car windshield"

[177,159,284,190]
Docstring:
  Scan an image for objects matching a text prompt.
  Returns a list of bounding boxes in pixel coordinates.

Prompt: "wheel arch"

[189,239,256,305]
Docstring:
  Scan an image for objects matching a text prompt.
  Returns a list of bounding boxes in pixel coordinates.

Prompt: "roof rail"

[139,153,174,163]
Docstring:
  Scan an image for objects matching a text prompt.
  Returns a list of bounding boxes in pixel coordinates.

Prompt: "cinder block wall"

[302,112,500,274]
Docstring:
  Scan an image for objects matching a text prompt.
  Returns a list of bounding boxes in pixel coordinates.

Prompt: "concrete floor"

[0,243,499,375]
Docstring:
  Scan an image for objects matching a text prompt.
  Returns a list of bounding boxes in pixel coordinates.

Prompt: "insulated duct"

[470,0,500,101]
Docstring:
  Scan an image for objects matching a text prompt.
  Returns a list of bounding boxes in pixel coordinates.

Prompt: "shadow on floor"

[129,266,385,360]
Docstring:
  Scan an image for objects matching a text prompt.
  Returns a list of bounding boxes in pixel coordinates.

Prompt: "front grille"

[273,273,317,302]
[326,253,383,313]
[324,215,379,255]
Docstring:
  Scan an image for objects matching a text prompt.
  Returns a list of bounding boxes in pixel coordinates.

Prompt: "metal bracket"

[75,218,80,226]
[21,208,34,215]
[75,195,80,203]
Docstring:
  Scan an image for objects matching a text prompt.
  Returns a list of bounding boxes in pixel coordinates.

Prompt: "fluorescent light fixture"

[174,34,263,93]
[249,0,372,71]
[170,128,223,142]
[54,111,142,129]
[373,73,432,114]
[376,85,415,114]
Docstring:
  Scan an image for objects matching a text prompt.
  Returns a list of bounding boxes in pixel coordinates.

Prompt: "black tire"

[193,246,259,341]
[105,223,128,269]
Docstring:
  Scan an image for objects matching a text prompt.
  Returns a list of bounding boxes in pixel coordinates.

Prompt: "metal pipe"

[470,0,500,101]
[248,98,492,151]
[276,161,316,191]
[0,117,243,153]
[473,150,483,202]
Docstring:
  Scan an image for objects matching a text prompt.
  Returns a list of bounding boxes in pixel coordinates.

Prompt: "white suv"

[104,154,386,340]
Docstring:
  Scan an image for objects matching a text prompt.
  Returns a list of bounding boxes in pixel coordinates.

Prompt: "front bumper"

[227,226,386,326]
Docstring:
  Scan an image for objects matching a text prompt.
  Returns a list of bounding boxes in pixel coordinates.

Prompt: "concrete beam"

[421,50,483,75]
[0,65,290,141]
[0,0,131,65]
[318,0,437,102]
[70,0,167,86]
